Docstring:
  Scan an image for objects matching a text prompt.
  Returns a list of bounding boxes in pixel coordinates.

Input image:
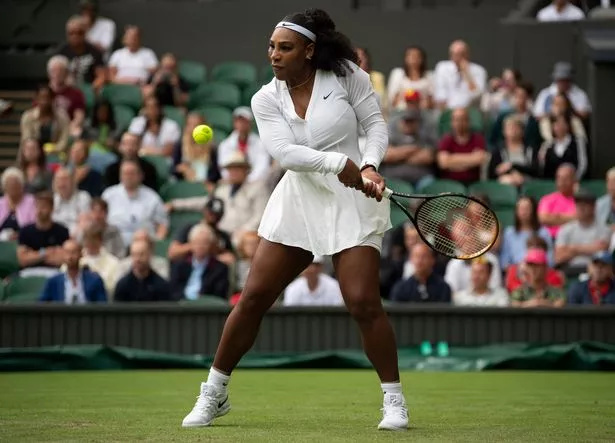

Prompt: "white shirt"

[433,60,487,109]
[53,191,92,235]
[81,248,120,300]
[453,287,510,307]
[64,271,86,305]
[444,252,502,293]
[218,131,271,183]
[109,47,158,83]
[533,83,591,117]
[386,68,434,110]
[283,273,344,306]
[251,61,390,256]
[537,3,585,22]
[128,115,181,151]
[102,185,168,246]
[86,16,116,56]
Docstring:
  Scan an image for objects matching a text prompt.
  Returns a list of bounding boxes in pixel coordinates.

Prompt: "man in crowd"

[117,229,170,280]
[283,256,344,306]
[81,225,121,298]
[47,55,86,136]
[537,0,585,22]
[568,251,615,305]
[39,239,107,304]
[511,248,566,307]
[533,62,591,119]
[538,163,578,238]
[75,197,126,258]
[79,0,116,59]
[104,132,158,191]
[143,53,190,107]
[596,167,615,231]
[453,258,510,306]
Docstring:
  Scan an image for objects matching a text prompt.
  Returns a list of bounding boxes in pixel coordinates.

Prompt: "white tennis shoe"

[182,382,231,427]
[378,392,409,431]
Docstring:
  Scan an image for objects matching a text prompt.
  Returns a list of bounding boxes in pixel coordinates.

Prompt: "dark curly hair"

[283,9,358,77]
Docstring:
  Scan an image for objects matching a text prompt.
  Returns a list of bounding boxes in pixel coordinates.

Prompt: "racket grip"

[361,177,393,199]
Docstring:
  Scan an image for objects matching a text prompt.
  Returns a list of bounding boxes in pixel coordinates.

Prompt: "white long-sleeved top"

[251,61,391,256]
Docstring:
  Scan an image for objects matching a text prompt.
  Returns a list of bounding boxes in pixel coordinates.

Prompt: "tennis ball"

[192,124,213,144]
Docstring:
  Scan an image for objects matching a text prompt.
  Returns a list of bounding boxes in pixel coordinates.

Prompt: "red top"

[237,140,248,154]
[54,86,86,119]
[438,132,485,184]
[589,281,612,305]
[505,264,565,292]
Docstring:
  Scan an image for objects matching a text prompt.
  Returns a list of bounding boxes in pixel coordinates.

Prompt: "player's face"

[268,28,314,82]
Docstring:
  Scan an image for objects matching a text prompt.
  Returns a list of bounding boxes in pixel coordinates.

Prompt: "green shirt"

[511,285,566,303]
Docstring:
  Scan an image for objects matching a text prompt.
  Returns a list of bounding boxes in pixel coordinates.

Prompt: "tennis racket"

[363,178,499,260]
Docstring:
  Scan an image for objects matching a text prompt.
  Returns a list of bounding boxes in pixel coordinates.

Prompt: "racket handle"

[362,177,393,199]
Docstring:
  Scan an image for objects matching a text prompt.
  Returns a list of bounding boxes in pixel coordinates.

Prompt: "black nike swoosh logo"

[218,396,228,408]
[281,23,291,28]
[323,91,333,100]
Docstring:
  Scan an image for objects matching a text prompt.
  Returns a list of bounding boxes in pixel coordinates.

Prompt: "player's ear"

[305,42,315,62]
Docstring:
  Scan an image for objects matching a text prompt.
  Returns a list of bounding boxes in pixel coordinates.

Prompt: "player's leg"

[333,245,409,431]
[182,239,313,428]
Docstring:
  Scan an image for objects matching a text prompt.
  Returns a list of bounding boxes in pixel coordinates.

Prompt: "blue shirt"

[499,226,554,269]
[184,258,208,300]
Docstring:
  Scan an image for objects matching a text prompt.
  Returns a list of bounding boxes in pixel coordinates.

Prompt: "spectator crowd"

[1,0,614,307]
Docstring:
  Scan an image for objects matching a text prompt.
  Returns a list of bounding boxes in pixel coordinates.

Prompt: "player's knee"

[345,294,382,324]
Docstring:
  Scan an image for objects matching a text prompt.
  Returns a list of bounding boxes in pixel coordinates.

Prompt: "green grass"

[0,370,614,442]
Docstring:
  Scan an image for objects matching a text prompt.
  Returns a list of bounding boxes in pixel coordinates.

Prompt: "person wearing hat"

[79,0,116,59]
[283,255,344,306]
[555,188,612,278]
[568,251,615,305]
[537,0,585,23]
[511,248,566,307]
[218,107,271,184]
[533,61,591,119]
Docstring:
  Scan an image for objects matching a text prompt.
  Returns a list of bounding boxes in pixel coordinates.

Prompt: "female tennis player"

[182,9,408,431]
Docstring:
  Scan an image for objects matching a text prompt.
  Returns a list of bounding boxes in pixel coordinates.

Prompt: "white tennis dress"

[251,60,391,256]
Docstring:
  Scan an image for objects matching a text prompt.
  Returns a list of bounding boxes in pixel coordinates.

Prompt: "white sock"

[381,382,402,395]
[207,367,230,389]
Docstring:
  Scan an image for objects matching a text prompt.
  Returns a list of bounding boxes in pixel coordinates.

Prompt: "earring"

[306,57,312,61]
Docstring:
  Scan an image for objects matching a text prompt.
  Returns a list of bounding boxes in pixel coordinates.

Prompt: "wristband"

[360,164,377,172]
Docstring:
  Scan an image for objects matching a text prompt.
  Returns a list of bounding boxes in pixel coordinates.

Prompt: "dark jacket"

[488,142,540,180]
[170,256,229,300]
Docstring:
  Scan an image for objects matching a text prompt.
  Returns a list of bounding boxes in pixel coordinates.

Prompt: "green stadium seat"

[196,106,233,133]
[212,128,230,144]
[242,83,261,107]
[0,241,19,279]
[153,239,171,259]
[384,177,414,195]
[178,60,207,90]
[468,181,518,209]
[170,211,203,236]
[495,208,515,228]
[163,106,186,129]
[580,180,606,198]
[390,205,409,228]
[438,107,484,136]
[188,82,241,110]
[142,155,170,189]
[4,276,48,303]
[261,65,274,84]
[160,181,207,201]
[180,295,228,306]
[77,83,96,114]
[113,105,136,133]
[211,62,258,89]
[420,179,467,195]
[522,180,556,201]
[102,84,143,111]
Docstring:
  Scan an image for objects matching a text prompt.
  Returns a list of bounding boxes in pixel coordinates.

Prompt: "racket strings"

[415,196,498,259]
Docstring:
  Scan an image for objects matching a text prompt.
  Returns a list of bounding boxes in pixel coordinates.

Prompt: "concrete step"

[0,124,20,134]
[0,134,20,144]
[0,90,35,100]
[0,146,18,157]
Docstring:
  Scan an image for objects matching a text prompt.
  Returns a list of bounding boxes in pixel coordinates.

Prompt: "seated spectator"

[433,40,486,110]
[533,62,591,119]
[20,84,70,154]
[489,82,542,149]
[488,115,539,186]
[52,167,91,235]
[143,53,189,108]
[282,255,343,306]
[444,249,502,293]
[218,107,271,183]
[481,68,521,119]
[403,89,439,142]
[109,26,158,85]
[168,152,269,246]
[501,196,554,269]
[114,236,171,302]
[47,55,86,137]
[355,47,387,109]
[387,46,434,112]
[596,167,615,229]
[511,248,566,307]
[380,107,435,188]
[17,191,70,277]
[568,251,615,305]
[0,168,36,241]
[555,189,611,278]
[39,238,107,303]
[506,235,565,292]
[538,163,578,237]
[380,224,421,299]
[174,112,220,187]
[83,99,122,156]
[128,96,180,158]
[104,132,158,191]
[233,231,259,296]
[539,92,587,143]
[80,225,121,299]
[453,258,510,307]
[390,243,451,303]
[56,16,106,89]
[75,197,126,258]
[18,139,53,193]
[170,224,229,300]
[66,139,103,196]
[117,229,169,279]
[168,197,234,265]
[537,0,585,22]
[437,107,488,185]
[79,0,116,59]
[102,160,168,246]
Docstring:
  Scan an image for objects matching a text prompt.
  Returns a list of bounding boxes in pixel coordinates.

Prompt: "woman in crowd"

[539,114,587,180]
[174,112,219,186]
[17,138,53,193]
[386,46,433,112]
[0,167,36,241]
[505,235,564,293]
[355,47,386,109]
[84,99,122,154]
[539,92,586,142]
[66,139,103,197]
[481,68,521,118]
[128,95,180,158]
[500,196,553,270]
[230,231,260,305]
[52,167,92,235]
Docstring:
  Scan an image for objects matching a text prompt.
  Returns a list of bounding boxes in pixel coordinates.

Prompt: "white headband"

[275,21,316,42]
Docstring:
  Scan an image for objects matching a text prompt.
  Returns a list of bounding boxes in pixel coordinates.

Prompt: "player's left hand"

[361,167,385,202]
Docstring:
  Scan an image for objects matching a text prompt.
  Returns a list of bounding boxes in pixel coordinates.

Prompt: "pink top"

[537,192,576,237]
[0,194,36,229]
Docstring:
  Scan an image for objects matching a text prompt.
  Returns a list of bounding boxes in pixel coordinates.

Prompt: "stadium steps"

[0,89,33,169]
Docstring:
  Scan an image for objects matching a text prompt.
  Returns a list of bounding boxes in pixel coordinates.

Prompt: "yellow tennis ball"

[192,124,213,144]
